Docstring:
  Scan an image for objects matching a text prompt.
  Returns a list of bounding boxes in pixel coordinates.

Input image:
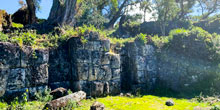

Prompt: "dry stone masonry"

[0,31,220,98]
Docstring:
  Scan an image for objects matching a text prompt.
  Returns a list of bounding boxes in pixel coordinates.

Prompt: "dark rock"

[165,100,174,106]
[49,81,70,90]
[48,44,70,83]
[0,42,20,68]
[6,68,27,90]
[44,91,86,110]
[86,96,92,99]
[50,87,68,99]
[101,40,110,52]
[125,93,132,97]
[91,82,104,97]
[0,68,9,97]
[109,81,121,95]
[26,64,48,86]
[12,6,29,25]
[0,10,12,31]
[89,31,100,40]
[90,101,105,110]
[110,53,120,69]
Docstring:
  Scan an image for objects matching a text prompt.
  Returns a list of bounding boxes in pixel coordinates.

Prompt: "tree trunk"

[26,0,36,24]
[105,0,128,29]
[48,0,77,26]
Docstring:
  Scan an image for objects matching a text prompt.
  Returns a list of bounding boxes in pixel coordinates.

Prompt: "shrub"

[0,32,8,42]
[12,22,24,28]
[34,88,53,102]
[122,21,141,36]
[135,33,147,45]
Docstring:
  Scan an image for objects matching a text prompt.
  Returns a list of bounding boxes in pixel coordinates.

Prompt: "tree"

[105,0,149,29]
[197,0,220,20]
[140,1,151,22]
[26,0,37,24]
[18,0,41,24]
[151,0,195,35]
[48,0,78,26]
[75,0,109,28]
[175,0,195,20]
[152,0,178,35]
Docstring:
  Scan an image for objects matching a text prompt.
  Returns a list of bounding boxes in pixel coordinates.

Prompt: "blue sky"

[0,0,52,19]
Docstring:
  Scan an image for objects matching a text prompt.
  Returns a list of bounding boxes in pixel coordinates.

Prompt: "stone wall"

[121,40,157,92]
[68,32,121,96]
[0,42,49,99]
[0,31,121,98]
[1,31,219,98]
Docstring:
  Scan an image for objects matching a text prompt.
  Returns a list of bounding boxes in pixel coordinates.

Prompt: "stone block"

[101,39,110,52]
[98,65,112,81]
[0,68,9,97]
[26,64,48,87]
[0,42,20,68]
[75,49,91,63]
[109,81,121,95]
[6,68,26,90]
[89,31,100,41]
[110,54,120,69]
[88,66,99,81]
[136,56,146,70]
[101,53,111,65]
[93,41,102,51]
[112,69,120,80]
[92,51,101,66]
[136,71,146,84]
[72,81,89,93]
[48,46,70,83]
[21,47,49,67]
[90,81,104,97]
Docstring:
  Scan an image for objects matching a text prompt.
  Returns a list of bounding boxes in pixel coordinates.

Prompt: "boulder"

[165,100,174,106]
[50,87,68,99]
[12,6,29,25]
[0,10,12,31]
[90,101,105,110]
[44,91,86,110]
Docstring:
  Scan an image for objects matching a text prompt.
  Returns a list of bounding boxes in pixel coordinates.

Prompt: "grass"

[76,95,215,110]
[1,95,218,110]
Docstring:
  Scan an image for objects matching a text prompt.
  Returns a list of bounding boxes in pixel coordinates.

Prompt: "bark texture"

[48,0,77,26]
[26,0,36,24]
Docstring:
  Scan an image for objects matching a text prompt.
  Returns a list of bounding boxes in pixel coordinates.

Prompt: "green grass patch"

[12,22,24,28]
[76,95,216,110]
[1,95,220,110]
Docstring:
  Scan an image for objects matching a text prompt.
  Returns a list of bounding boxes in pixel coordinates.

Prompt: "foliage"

[12,22,24,28]
[108,37,135,46]
[0,32,8,42]
[11,31,37,47]
[122,21,142,36]
[135,33,147,45]
[34,88,53,102]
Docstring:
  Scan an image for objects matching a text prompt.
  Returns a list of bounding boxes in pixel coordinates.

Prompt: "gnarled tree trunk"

[26,0,36,24]
[48,0,77,26]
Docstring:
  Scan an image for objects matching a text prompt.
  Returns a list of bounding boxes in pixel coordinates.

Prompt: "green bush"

[135,33,147,45]
[0,32,8,42]
[12,22,24,28]
[34,88,53,102]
